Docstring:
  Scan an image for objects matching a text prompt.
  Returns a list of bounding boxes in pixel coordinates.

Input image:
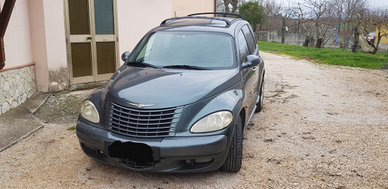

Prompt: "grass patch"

[258,41,388,69]
[67,126,76,131]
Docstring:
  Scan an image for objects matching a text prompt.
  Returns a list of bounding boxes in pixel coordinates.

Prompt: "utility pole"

[298,14,300,34]
[298,3,300,34]
[282,18,286,44]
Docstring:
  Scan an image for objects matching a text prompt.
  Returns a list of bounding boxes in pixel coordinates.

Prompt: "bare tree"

[262,0,281,16]
[260,0,282,31]
[216,0,224,12]
[258,0,386,54]
[331,0,346,25]
[262,0,296,43]
[301,0,330,47]
[341,0,368,52]
[372,8,388,53]
[216,0,242,14]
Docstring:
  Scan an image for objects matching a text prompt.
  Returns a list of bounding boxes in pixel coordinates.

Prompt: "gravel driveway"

[1,52,387,188]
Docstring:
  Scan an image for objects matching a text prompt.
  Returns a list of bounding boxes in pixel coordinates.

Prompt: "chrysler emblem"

[127,102,156,108]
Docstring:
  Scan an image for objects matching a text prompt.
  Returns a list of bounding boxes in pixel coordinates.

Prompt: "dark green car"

[76,13,265,173]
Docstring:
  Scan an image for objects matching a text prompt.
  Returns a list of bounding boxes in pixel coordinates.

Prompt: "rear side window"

[242,25,256,54]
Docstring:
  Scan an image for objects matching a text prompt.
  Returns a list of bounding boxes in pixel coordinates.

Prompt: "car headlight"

[190,111,233,133]
[80,100,100,123]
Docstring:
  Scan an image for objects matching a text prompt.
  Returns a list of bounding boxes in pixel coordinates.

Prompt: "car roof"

[148,13,249,36]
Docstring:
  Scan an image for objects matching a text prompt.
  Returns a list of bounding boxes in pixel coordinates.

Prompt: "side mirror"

[242,55,263,69]
[121,51,131,62]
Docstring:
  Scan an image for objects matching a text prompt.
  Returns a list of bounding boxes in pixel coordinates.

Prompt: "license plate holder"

[108,141,159,164]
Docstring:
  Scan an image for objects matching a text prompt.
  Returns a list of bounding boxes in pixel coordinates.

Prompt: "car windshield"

[128,31,235,69]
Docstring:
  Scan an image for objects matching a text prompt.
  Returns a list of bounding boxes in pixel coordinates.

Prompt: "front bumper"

[76,121,230,173]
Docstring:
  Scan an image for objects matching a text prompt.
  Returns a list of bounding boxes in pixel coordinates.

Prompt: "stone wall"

[267,31,307,46]
[256,31,307,46]
[256,30,388,51]
[0,65,37,115]
[377,43,388,52]
[257,31,353,48]
[255,31,268,42]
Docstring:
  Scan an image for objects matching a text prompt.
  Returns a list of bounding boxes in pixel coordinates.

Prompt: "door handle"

[87,37,92,40]
[252,66,258,71]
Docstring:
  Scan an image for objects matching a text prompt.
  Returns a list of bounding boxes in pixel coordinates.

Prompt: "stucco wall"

[1,0,33,69]
[43,0,69,91]
[43,1,68,71]
[116,0,215,60]
[0,0,37,115]
[116,0,173,59]
[28,0,68,92]
[28,0,49,92]
[172,0,214,17]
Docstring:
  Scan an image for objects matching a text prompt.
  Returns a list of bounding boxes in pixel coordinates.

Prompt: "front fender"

[175,89,244,136]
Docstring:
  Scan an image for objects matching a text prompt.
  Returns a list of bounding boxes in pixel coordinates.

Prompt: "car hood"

[105,66,240,108]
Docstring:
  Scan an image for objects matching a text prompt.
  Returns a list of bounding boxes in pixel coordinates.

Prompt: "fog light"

[186,158,213,164]
[195,158,213,163]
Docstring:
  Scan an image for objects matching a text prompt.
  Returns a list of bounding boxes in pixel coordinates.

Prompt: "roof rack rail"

[160,16,190,26]
[188,12,242,18]
[160,12,242,27]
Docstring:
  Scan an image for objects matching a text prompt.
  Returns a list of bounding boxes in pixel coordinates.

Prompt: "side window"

[237,30,249,63]
[242,25,256,54]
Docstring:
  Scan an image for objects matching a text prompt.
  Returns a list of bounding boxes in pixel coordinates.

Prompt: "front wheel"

[220,116,243,172]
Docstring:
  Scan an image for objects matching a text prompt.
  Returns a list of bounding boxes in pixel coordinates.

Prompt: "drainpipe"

[0,0,16,70]
[0,38,4,70]
[214,0,216,12]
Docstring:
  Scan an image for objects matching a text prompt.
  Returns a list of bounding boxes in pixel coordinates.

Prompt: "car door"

[237,25,259,118]
[242,25,262,102]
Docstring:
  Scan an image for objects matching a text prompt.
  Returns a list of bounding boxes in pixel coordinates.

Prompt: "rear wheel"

[220,116,243,172]
[255,76,264,112]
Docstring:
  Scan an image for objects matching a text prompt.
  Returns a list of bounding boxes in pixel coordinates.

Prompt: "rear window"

[129,32,235,69]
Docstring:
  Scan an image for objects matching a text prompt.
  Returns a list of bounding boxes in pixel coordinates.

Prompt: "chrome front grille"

[108,102,182,138]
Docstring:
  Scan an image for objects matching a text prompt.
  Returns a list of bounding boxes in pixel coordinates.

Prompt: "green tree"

[238,1,266,32]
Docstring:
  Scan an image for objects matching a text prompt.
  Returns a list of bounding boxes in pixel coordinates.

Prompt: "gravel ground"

[1,52,388,188]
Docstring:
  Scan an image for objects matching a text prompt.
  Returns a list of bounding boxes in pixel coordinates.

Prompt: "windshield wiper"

[127,62,161,69]
[162,65,209,70]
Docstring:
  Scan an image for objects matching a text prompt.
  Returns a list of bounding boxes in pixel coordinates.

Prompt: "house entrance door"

[66,0,118,84]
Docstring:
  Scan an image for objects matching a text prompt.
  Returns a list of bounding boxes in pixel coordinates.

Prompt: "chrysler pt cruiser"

[76,13,265,173]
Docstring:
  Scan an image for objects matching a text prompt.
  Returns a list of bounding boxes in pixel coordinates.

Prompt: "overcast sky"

[368,0,388,9]
[273,0,388,9]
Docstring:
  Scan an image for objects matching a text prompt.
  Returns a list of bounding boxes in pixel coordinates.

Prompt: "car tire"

[220,116,243,172]
[255,75,264,112]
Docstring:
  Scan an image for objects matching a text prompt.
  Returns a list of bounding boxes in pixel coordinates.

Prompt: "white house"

[0,0,215,115]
